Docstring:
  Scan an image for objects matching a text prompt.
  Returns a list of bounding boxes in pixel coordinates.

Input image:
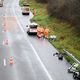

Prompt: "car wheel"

[27,31,29,34]
[22,13,23,15]
[67,69,71,73]
[73,74,77,79]
[27,31,30,35]
[26,13,29,15]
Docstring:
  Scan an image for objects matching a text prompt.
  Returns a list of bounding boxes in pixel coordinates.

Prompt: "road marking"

[3,59,6,67]
[12,7,56,80]
[2,40,4,45]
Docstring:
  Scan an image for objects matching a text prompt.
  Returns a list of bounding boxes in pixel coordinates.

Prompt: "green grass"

[19,0,80,63]
[19,0,28,6]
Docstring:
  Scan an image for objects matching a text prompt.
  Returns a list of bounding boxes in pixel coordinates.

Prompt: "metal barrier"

[63,48,80,64]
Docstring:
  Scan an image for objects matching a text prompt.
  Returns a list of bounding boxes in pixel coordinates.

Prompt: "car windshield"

[30,25,37,28]
[25,8,29,11]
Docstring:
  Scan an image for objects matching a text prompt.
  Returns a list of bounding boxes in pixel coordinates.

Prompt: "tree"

[47,0,80,29]
[36,0,48,3]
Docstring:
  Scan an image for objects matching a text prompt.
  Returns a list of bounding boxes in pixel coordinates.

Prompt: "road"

[0,0,74,80]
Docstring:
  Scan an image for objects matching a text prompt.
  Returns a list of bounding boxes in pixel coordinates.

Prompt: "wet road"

[0,0,74,80]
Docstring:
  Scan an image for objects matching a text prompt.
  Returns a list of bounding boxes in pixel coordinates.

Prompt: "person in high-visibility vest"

[40,27,44,37]
[37,27,41,38]
[44,28,49,39]
[37,27,44,38]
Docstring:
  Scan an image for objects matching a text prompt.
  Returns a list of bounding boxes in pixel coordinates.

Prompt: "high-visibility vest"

[44,29,49,38]
[37,27,44,38]
[40,28,44,37]
[40,28,44,33]
[37,27,41,38]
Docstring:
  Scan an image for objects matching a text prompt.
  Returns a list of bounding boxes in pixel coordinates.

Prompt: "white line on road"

[3,59,6,67]
[12,6,56,80]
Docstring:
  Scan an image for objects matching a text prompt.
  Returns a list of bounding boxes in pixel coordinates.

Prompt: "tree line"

[36,0,80,30]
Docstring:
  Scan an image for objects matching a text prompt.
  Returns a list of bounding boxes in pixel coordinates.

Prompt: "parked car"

[67,63,79,73]
[0,0,3,7]
[27,22,38,35]
[22,4,30,15]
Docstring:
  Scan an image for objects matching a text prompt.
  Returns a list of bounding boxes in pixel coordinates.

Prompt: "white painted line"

[3,59,6,67]
[2,40,5,45]
[12,7,56,80]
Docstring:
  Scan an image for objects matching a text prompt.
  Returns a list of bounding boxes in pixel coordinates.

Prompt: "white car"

[22,4,30,15]
[27,22,38,35]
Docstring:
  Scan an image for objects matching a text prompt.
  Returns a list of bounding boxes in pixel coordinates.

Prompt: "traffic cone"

[5,39,8,45]
[3,39,8,45]
[2,23,5,26]
[3,29,6,32]
[33,9,36,16]
[44,28,49,39]
[3,29,7,32]
[9,57,14,65]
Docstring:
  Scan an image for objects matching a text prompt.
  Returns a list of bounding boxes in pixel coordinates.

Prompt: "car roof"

[30,22,38,26]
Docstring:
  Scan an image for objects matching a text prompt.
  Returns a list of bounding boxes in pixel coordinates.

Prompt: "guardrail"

[63,48,80,64]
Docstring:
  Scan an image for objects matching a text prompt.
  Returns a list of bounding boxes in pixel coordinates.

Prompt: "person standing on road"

[44,28,49,39]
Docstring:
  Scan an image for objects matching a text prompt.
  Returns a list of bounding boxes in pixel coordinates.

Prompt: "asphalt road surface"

[0,0,74,80]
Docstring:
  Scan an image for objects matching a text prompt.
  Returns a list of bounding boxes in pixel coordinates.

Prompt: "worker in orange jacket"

[40,27,44,37]
[37,27,41,38]
[37,27,44,38]
[44,28,49,39]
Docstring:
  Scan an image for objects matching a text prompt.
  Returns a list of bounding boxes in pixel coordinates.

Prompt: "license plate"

[30,29,37,32]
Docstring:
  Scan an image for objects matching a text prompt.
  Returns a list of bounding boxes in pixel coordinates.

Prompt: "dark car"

[27,22,38,35]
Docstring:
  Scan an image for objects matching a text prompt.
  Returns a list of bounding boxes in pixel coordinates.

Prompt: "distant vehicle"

[68,63,79,73]
[27,22,38,35]
[0,0,3,7]
[22,4,30,15]
[73,71,80,80]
